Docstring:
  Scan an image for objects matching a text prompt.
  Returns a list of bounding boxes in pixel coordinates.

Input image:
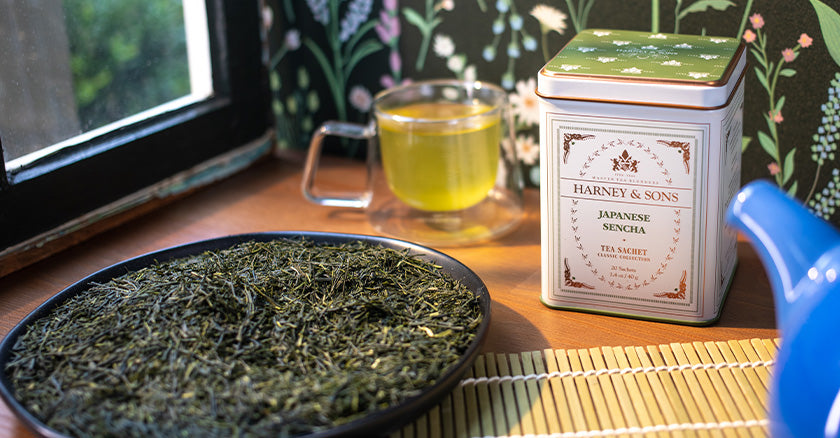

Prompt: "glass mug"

[302,79,524,246]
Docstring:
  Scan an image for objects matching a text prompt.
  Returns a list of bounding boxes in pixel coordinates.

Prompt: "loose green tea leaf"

[6,238,482,437]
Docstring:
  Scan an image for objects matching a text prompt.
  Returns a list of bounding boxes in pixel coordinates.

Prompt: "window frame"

[0,1,272,261]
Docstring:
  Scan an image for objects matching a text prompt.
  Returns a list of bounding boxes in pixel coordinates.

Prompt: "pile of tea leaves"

[6,238,483,437]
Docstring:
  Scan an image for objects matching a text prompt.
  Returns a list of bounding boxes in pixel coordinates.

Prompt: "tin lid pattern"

[538,29,746,108]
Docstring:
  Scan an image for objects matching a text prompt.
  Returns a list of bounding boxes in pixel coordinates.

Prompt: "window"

[0,1,273,270]
[3,0,214,168]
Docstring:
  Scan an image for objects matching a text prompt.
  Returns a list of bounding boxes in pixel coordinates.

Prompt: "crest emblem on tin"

[612,149,639,173]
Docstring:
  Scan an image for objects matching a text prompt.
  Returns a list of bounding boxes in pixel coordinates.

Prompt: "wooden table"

[0,153,778,436]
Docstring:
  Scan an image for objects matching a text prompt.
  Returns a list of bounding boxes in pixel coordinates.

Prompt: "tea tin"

[537,29,746,324]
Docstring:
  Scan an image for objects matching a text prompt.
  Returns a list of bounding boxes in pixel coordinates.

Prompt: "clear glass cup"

[302,79,524,246]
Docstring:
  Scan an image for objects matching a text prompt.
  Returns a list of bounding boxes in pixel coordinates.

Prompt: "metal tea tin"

[537,29,746,324]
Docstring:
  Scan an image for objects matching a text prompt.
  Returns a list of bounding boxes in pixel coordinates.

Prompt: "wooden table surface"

[0,153,778,437]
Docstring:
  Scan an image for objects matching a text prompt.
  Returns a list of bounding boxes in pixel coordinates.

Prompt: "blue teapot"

[727,180,840,437]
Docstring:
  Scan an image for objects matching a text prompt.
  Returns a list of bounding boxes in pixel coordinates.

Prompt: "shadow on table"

[715,241,777,331]
[482,300,550,353]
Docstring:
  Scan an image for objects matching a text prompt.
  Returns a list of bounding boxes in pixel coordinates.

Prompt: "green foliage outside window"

[63,0,191,132]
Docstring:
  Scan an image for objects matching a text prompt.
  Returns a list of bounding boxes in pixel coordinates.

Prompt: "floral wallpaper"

[265,0,840,225]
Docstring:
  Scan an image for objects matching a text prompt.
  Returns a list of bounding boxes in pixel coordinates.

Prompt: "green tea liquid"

[378,102,500,211]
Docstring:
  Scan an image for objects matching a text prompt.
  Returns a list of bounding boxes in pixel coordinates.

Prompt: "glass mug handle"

[301,120,376,208]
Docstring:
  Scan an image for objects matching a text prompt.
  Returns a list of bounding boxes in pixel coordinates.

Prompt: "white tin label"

[544,114,709,317]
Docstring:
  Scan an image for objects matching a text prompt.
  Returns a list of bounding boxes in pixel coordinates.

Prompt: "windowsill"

[0,131,274,278]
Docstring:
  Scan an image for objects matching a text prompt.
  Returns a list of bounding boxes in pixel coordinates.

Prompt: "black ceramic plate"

[0,232,490,438]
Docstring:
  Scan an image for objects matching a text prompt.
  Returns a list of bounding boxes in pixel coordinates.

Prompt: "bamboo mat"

[392,338,778,438]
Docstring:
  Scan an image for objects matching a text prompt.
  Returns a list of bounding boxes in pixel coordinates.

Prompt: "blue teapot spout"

[727,180,840,437]
[726,180,840,331]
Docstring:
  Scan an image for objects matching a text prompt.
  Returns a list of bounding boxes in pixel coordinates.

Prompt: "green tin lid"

[543,29,742,83]
[538,29,746,107]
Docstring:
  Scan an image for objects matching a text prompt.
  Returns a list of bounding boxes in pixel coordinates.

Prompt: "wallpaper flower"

[267,0,840,225]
